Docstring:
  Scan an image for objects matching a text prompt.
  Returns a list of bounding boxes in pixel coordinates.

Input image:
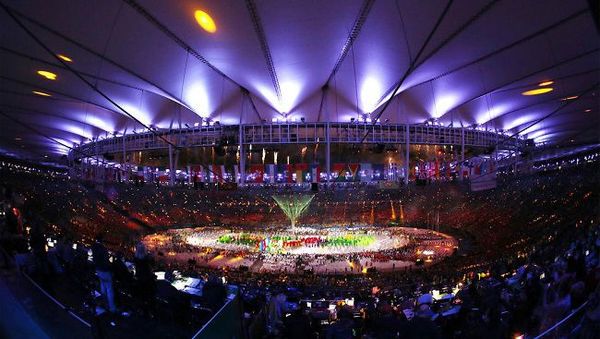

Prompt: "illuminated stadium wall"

[69,122,516,185]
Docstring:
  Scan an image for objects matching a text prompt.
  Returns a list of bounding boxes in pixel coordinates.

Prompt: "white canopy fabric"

[0,0,598,158]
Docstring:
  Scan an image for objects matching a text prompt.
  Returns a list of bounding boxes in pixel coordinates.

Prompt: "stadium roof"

[0,0,598,159]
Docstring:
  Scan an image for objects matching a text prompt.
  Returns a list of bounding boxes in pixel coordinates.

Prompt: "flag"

[332,163,346,181]
[372,164,385,181]
[267,164,276,183]
[277,164,287,183]
[233,165,239,183]
[295,163,308,183]
[310,164,320,183]
[286,164,293,183]
[360,163,372,182]
[219,165,226,183]
[348,163,360,181]
[250,164,264,183]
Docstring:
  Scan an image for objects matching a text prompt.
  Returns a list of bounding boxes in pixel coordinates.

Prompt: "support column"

[174,149,180,182]
[168,144,175,186]
[461,127,465,162]
[495,131,499,162]
[325,122,331,186]
[514,149,519,174]
[460,127,465,181]
[122,134,128,182]
[94,141,100,183]
[239,124,245,185]
[405,124,409,185]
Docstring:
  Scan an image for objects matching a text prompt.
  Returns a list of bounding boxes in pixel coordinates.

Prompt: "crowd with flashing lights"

[0,153,599,338]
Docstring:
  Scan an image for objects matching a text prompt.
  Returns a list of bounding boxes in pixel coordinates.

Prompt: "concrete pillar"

[122,133,128,182]
[326,122,331,186]
[168,144,175,186]
[405,124,409,185]
[460,127,465,181]
[239,124,245,185]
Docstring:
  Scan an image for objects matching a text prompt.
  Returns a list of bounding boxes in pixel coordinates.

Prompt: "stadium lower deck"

[1,154,599,338]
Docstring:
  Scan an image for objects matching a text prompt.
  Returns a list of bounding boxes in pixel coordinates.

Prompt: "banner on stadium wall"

[224,164,235,183]
[208,165,225,183]
[444,161,452,179]
[348,163,359,181]
[276,164,287,183]
[218,165,226,182]
[200,165,207,183]
[310,164,320,183]
[158,168,169,183]
[233,165,240,183]
[387,163,398,181]
[188,165,203,183]
[332,163,360,181]
[249,164,264,183]
[143,166,152,182]
[372,164,385,181]
[208,165,216,183]
[470,172,497,191]
[469,158,497,191]
[409,164,416,180]
[415,161,423,178]
[267,164,276,183]
[294,163,308,183]
[332,163,346,181]
[360,163,372,182]
[286,164,293,183]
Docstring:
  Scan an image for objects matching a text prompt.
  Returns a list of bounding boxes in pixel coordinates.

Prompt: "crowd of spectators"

[0,155,599,338]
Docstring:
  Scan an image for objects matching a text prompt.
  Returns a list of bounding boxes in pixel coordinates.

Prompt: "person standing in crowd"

[283,305,313,339]
[134,241,156,316]
[0,193,15,269]
[266,292,287,336]
[402,293,441,339]
[326,307,355,339]
[29,221,49,276]
[92,234,117,313]
[202,274,227,313]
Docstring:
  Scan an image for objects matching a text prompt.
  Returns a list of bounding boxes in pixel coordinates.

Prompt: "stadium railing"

[533,300,589,339]
[191,287,244,339]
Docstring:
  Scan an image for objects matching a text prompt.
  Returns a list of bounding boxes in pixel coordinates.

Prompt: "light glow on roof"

[119,103,153,126]
[279,81,302,113]
[77,114,115,132]
[194,10,217,33]
[431,93,460,118]
[527,130,548,140]
[538,81,553,86]
[57,54,73,62]
[503,114,538,130]
[33,90,51,97]
[186,83,211,118]
[522,88,553,96]
[37,70,57,80]
[561,96,578,101]
[476,104,510,125]
[60,124,94,140]
[360,77,382,113]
